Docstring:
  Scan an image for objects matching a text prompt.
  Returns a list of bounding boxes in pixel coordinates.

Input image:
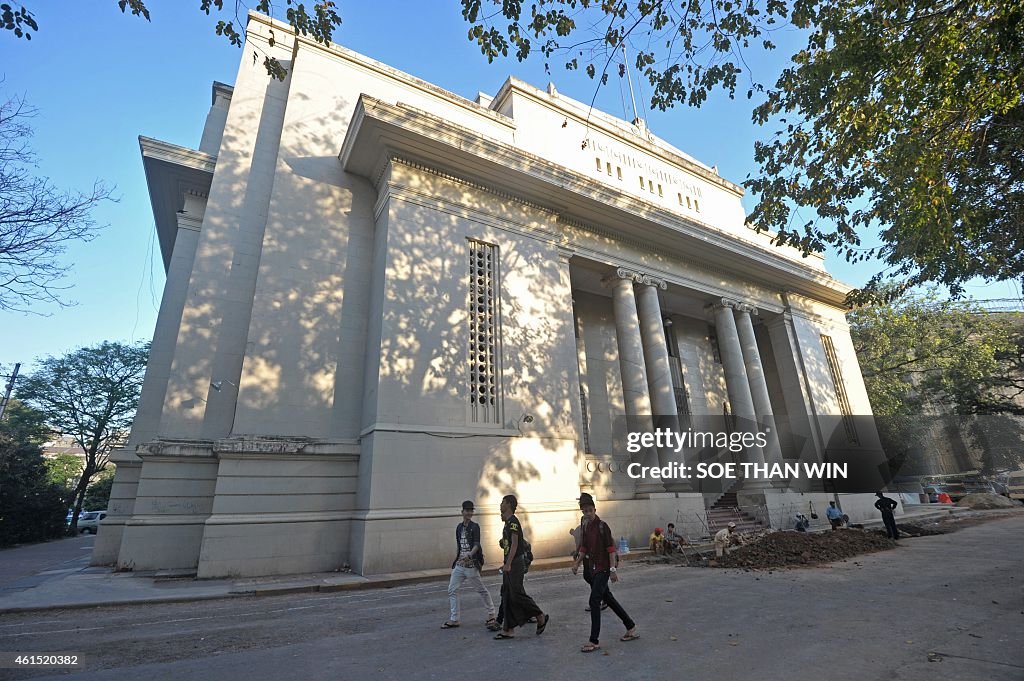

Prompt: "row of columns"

[604,267,782,493]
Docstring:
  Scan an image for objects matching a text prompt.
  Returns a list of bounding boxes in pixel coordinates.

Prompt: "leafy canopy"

[461,0,1024,300]
[848,289,1010,418]
[849,290,1024,474]
[2,1,343,81]
[16,341,149,529]
[17,341,149,463]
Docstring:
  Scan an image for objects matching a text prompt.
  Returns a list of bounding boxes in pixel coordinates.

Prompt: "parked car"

[77,510,107,535]
[922,484,968,503]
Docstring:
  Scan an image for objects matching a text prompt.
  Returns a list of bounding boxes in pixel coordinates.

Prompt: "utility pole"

[0,363,21,421]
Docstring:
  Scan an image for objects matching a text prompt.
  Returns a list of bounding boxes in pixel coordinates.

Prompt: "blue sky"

[1,1,1018,375]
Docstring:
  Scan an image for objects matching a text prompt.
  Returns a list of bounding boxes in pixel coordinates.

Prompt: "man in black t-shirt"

[874,492,900,540]
[494,494,548,639]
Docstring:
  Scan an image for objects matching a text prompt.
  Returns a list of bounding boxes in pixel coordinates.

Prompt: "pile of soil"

[955,493,1017,510]
[709,529,894,569]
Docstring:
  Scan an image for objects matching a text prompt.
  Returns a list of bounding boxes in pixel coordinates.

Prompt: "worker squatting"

[626,461,849,481]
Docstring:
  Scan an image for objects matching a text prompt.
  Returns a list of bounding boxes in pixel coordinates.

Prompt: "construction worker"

[874,491,900,540]
[826,501,844,530]
[713,522,738,558]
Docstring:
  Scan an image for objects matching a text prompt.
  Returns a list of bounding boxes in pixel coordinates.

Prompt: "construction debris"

[955,493,1017,510]
[710,529,894,569]
[894,523,944,537]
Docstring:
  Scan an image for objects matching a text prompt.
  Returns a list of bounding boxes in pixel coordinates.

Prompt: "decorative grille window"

[820,334,859,444]
[468,239,502,424]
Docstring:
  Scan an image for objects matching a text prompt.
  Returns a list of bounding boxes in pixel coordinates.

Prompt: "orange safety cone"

[937,492,953,504]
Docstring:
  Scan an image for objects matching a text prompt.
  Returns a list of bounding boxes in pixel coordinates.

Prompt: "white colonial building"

[93,12,889,577]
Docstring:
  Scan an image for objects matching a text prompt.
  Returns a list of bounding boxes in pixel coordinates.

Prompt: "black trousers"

[588,570,634,644]
[882,512,899,539]
[500,556,542,629]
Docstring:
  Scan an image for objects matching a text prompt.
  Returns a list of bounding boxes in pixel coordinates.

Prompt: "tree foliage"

[83,469,115,511]
[849,289,1008,417]
[0,400,67,546]
[3,2,343,81]
[0,94,112,311]
[44,452,83,495]
[849,290,1024,473]
[16,341,148,534]
[460,0,1024,299]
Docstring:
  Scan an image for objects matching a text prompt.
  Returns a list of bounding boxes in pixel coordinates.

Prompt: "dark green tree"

[17,341,149,535]
[44,452,82,497]
[0,400,66,546]
[82,469,114,511]
[460,0,1024,299]
[2,1,343,81]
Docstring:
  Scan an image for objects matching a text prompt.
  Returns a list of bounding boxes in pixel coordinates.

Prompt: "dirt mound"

[709,529,894,569]
[955,493,1016,509]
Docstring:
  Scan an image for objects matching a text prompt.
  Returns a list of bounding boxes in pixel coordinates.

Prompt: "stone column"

[635,277,690,492]
[608,269,653,420]
[710,299,766,471]
[734,304,783,466]
[606,269,661,497]
[636,278,678,420]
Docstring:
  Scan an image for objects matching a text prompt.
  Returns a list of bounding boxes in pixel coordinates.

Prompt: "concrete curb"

[0,551,651,615]
[0,593,251,615]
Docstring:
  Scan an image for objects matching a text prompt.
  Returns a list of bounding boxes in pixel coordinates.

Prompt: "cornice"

[556,216,784,312]
[139,137,217,171]
[342,96,849,305]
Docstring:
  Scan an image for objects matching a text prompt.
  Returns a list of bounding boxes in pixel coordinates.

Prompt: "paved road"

[0,535,94,592]
[1,516,1021,681]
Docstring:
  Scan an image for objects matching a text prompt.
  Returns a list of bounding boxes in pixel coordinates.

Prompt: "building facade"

[93,13,887,577]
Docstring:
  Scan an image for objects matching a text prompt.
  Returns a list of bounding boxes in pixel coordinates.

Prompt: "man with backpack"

[572,494,638,652]
[443,500,497,630]
[494,494,548,640]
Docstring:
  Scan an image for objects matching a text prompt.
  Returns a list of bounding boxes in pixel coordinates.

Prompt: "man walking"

[494,495,548,639]
[874,491,900,540]
[443,500,497,629]
[571,494,606,613]
[572,494,638,653]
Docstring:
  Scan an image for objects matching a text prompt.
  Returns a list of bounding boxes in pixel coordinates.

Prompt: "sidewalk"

[0,504,976,614]
[0,551,596,614]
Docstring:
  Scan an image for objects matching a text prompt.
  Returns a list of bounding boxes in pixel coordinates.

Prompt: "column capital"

[556,246,576,263]
[615,266,642,282]
[706,297,741,312]
[638,274,668,290]
[603,267,667,289]
[706,298,758,314]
